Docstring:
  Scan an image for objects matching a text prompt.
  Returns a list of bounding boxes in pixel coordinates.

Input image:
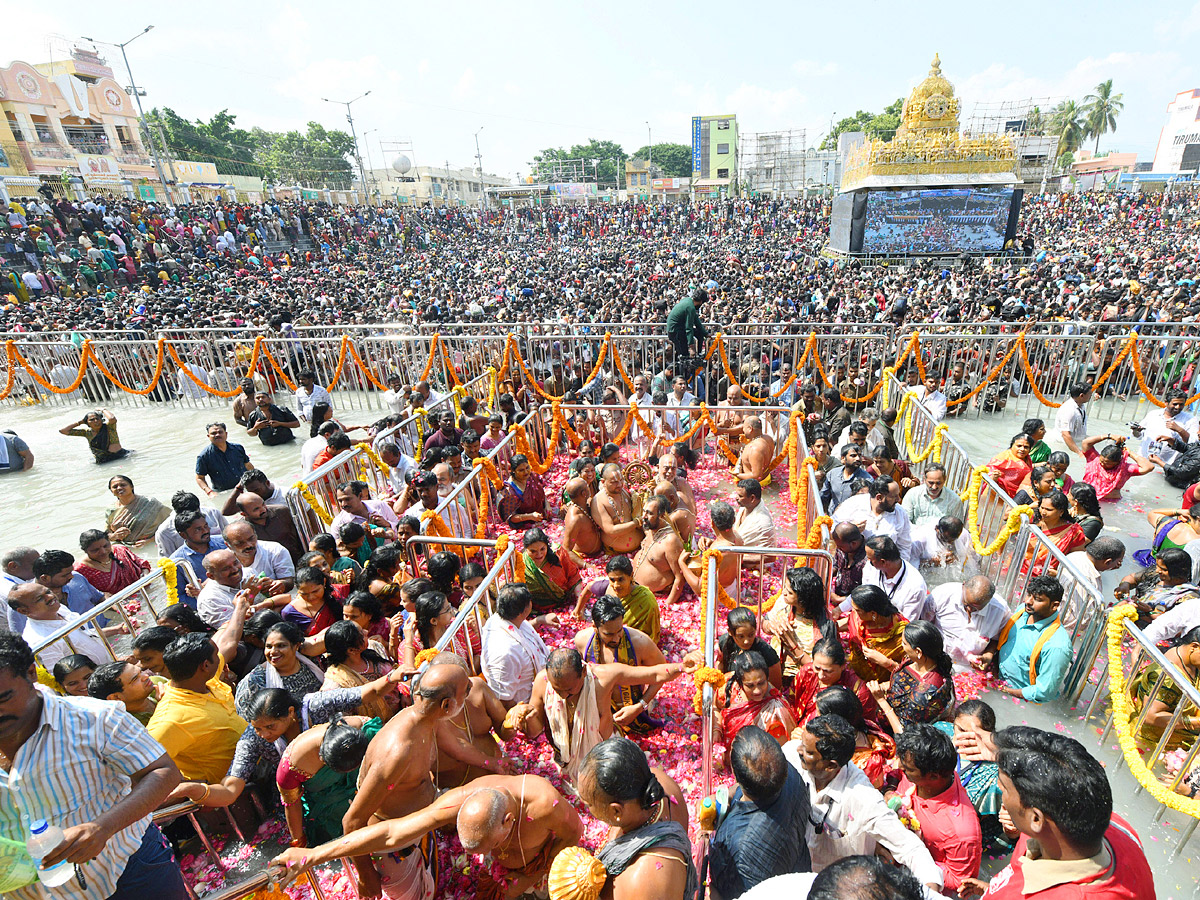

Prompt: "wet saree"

[522,547,580,611]
[722,684,797,745]
[498,474,546,528]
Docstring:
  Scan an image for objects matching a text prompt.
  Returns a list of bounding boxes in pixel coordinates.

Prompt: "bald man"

[272,774,581,900]
[429,651,518,789]
[733,416,776,484]
[592,463,642,554]
[562,477,603,565]
[221,520,293,595]
[654,481,695,545]
[713,384,748,449]
[341,663,469,900]
[235,490,305,564]
[656,451,697,515]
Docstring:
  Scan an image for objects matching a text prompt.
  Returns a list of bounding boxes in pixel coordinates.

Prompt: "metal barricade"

[1086,617,1200,858]
[286,444,393,546]
[30,564,194,671]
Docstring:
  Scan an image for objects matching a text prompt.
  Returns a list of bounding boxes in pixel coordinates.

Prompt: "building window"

[717,143,729,155]
[717,168,729,179]
[640,173,647,185]
[717,120,730,130]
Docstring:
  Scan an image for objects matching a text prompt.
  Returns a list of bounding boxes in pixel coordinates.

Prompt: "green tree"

[148,107,257,167]
[256,122,357,188]
[1084,80,1124,154]
[631,143,692,178]
[820,99,902,149]
[1024,106,1045,134]
[1049,100,1087,155]
[530,139,630,186]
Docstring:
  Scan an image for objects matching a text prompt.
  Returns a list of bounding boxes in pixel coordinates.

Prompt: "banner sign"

[692,117,702,177]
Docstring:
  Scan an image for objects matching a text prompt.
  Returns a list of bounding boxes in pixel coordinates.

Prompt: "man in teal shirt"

[992,575,1072,702]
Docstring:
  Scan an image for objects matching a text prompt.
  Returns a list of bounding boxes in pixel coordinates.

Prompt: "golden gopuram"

[840,54,1018,191]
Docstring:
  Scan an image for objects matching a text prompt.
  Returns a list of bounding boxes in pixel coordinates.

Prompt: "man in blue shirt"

[194,422,253,496]
[7,549,107,633]
[167,511,227,604]
[709,726,812,899]
[992,575,1073,703]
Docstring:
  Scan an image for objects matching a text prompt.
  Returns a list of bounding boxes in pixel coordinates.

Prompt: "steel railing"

[1084,617,1200,858]
[30,563,197,671]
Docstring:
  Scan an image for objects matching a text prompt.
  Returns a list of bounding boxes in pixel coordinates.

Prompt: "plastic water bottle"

[26,820,74,888]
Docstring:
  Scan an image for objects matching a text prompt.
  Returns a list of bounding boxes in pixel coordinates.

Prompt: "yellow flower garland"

[494,534,525,582]
[692,666,727,715]
[1106,604,1200,819]
[963,466,1032,557]
[294,481,334,526]
[354,441,391,478]
[898,392,949,465]
[156,557,180,606]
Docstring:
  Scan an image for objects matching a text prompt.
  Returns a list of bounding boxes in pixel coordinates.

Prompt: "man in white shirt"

[1144,597,1200,644]
[901,464,964,526]
[7,582,114,669]
[770,361,796,408]
[734,478,776,550]
[381,374,409,416]
[378,441,420,496]
[196,549,247,627]
[293,370,332,422]
[783,716,943,890]
[664,375,697,435]
[910,374,947,422]
[481,584,550,707]
[860,535,930,622]
[910,516,974,587]
[927,576,1010,671]
[1063,537,1125,596]
[1137,389,1195,466]
[1053,383,1091,456]
[222,522,294,596]
[176,364,211,400]
[833,476,912,563]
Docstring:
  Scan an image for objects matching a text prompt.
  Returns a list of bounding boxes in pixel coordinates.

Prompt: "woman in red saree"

[986,432,1033,498]
[793,629,880,725]
[1022,490,1087,576]
[497,454,549,529]
[718,649,797,745]
[73,529,150,595]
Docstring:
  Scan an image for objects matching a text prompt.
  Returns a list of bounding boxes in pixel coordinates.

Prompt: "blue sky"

[4,0,1195,180]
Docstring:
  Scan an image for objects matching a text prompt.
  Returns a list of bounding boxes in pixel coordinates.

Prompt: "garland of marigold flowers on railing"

[156,558,180,606]
[1106,603,1200,820]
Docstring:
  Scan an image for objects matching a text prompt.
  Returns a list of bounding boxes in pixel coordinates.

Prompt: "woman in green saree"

[103,475,170,544]
[277,714,383,846]
[521,527,582,612]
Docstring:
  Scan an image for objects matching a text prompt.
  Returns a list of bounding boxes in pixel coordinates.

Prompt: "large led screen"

[861,187,1016,254]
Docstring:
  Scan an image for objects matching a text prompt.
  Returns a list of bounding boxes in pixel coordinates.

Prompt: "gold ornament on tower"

[841,53,1017,190]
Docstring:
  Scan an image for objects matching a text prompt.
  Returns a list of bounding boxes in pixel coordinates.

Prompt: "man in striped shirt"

[0,633,187,900]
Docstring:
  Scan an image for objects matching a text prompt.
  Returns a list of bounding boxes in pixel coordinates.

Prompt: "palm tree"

[1084,80,1124,154]
[1049,100,1087,155]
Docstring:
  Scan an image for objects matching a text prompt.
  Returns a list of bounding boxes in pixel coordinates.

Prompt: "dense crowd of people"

[4,185,1200,899]
[4,187,1200,341]
[8,297,1200,899]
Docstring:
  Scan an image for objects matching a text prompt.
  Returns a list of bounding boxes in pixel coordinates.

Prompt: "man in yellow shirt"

[148,633,247,784]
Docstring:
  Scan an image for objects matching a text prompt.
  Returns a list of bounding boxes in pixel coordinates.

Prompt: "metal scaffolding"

[740,128,808,197]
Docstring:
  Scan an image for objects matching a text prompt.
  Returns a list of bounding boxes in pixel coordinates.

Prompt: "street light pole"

[362,128,377,194]
[82,26,171,201]
[322,91,371,196]
[474,126,485,209]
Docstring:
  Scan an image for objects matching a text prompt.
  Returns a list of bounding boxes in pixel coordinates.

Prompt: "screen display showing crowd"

[861,187,1018,254]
